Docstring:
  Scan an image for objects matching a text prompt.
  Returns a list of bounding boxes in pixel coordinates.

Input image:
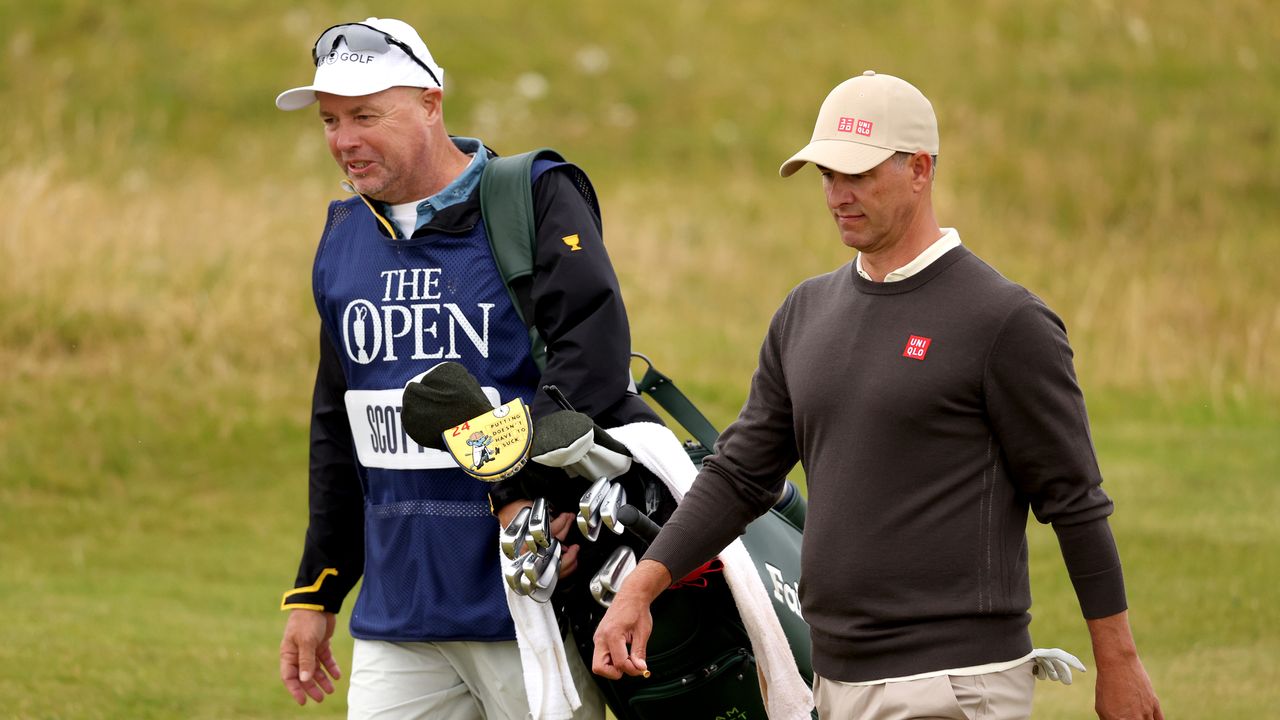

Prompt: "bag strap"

[481,151,716,450]
[631,352,721,452]
[479,148,567,371]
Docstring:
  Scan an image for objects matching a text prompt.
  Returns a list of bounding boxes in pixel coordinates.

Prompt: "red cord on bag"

[670,557,725,589]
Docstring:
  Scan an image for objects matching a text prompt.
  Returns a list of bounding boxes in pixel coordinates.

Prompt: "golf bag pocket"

[627,648,764,720]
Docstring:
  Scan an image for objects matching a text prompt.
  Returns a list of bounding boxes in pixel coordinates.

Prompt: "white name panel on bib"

[344,386,501,470]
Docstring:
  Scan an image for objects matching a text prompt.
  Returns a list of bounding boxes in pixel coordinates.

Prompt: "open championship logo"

[340,268,497,366]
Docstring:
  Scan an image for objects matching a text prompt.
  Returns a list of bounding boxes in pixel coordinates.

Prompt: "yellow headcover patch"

[562,234,583,252]
[442,398,533,482]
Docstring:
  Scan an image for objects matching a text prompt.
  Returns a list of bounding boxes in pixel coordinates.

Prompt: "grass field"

[2,2,1278,718]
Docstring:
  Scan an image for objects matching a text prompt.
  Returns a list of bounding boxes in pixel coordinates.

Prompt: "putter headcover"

[530,410,632,481]
[402,362,493,451]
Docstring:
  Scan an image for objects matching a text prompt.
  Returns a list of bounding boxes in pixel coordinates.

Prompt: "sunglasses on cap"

[312,23,442,87]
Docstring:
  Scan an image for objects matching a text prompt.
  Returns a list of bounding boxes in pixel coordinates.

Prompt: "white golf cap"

[779,71,938,177]
[275,17,444,111]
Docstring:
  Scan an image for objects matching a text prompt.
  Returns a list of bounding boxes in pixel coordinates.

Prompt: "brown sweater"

[646,246,1126,682]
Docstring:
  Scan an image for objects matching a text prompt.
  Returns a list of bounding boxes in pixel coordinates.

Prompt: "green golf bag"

[558,477,813,720]
[548,358,812,720]
[481,149,815,719]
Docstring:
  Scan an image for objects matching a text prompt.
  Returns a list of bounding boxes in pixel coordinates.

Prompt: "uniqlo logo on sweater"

[903,335,932,360]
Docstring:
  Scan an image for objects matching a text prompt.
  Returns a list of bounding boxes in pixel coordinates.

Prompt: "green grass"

[1026,400,1280,717]
[2,0,1279,717]
[3,380,1277,718]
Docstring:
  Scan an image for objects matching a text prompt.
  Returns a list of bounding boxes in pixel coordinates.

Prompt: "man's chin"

[838,232,867,250]
[349,179,388,199]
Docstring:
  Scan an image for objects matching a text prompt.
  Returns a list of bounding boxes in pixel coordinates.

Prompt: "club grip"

[615,504,661,545]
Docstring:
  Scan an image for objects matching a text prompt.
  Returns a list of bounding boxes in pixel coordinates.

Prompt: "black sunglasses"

[312,23,442,87]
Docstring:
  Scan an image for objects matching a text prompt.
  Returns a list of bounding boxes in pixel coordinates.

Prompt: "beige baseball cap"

[779,70,938,177]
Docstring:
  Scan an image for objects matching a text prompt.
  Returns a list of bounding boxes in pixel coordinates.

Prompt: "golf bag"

[554,363,813,720]
[478,150,815,719]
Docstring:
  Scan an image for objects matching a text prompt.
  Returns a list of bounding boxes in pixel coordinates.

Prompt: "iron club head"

[500,505,533,560]
[527,540,563,603]
[577,477,610,541]
[589,545,636,607]
[526,497,550,549]
[599,482,627,535]
[503,553,529,594]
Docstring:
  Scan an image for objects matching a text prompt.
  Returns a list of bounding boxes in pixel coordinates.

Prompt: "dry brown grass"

[602,173,1280,422]
[3,150,1276,435]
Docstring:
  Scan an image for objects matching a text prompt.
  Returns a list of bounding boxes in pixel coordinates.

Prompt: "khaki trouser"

[813,661,1036,720]
[348,634,605,720]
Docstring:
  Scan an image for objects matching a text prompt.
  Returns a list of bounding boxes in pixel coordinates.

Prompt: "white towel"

[504,553,581,720]
[610,421,815,720]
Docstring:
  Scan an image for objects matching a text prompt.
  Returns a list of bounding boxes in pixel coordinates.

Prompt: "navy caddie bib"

[312,192,539,642]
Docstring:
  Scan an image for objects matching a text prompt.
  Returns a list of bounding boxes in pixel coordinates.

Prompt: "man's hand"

[496,499,533,528]
[549,510,580,578]
[280,609,341,705]
[1088,611,1163,719]
[591,559,671,680]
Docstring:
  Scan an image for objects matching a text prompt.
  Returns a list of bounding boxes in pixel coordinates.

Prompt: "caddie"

[272,16,655,719]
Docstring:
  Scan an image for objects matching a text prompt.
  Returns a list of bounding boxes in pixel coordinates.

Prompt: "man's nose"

[331,122,361,151]
[826,176,856,206]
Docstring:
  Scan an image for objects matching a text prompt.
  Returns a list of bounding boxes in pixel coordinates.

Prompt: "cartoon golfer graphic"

[466,431,499,470]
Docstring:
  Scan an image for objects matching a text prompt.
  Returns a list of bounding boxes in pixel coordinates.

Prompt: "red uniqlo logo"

[903,335,932,360]
[856,119,874,136]
[837,116,856,133]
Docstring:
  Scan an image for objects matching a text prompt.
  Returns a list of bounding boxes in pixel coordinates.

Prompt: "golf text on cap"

[903,335,932,360]
[318,51,377,65]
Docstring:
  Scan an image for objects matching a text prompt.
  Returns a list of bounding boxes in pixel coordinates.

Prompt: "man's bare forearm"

[1087,610,1163,719]
[620,559,673,604]
[1087,610,1139,664]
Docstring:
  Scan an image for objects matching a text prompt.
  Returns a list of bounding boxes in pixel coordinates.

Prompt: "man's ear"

[418,87,444,121]
[909,151,934,190]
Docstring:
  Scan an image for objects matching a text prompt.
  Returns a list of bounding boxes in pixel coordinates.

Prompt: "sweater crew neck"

[849,245,971,295]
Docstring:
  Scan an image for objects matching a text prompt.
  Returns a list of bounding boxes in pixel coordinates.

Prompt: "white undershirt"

[843,226,1034,686]
[387,201,424,239]
[385,148,484,238]
[855,228,961,282]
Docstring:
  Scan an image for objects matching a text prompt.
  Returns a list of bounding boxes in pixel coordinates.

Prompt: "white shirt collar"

[856,228,962,282]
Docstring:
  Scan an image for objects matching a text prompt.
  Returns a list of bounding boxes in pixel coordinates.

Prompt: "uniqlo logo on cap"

[837,116,856,133]
[856,119,874,136]
[903,335,931,360]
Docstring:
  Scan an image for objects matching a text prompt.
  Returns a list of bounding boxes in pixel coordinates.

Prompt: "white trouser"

[348,634,605,720]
